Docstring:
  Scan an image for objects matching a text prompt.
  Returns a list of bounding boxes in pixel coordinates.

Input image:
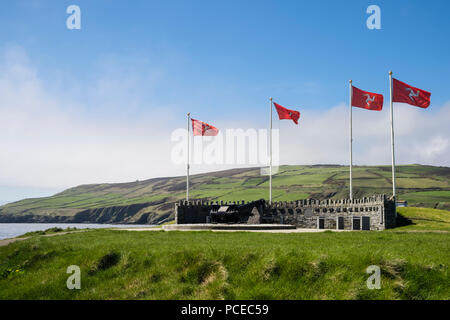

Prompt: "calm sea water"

[0,223,156,240]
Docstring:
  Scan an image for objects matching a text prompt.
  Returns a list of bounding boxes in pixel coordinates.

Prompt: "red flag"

[191,118,219,136]
[392,78,431,108]
[351,86,383,111]
[273,102,300,124]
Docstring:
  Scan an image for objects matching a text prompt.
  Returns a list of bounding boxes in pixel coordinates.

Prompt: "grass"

[401,191,450,210]
[16,227,79,238]
[0,207,449,300]
[394,207,450,232]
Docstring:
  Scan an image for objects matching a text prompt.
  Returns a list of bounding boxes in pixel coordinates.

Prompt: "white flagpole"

[389,71,397,214]
[269,97,273,204]
[186,112,190,202]
[349,80,353,200]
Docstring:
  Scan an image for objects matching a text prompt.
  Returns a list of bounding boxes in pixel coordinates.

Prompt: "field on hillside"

[395,207,450,232]
[1,165,449,224]
[0,207,448,300]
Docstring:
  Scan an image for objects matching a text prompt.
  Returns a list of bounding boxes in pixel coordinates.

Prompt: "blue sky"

[0,0,449,203]
[2,0,449,114]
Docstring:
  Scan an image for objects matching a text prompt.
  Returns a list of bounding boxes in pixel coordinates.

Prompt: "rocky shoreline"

[0,202,171,225]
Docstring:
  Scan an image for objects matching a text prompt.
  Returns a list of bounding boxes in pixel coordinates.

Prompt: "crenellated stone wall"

[265,195,396,230]
[175,195,396,231]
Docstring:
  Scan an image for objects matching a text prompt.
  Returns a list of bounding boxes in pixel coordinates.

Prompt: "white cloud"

[0,47,181,189]
[0,46,448,198]
[413,136,448,160]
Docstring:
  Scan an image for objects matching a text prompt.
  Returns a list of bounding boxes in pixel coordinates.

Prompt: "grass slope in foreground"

[0,164,449,224]
[0,207,448,300]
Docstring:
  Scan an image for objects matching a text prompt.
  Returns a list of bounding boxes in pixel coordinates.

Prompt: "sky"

[0,0,449,204]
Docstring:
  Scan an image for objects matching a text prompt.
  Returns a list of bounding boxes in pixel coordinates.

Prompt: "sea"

[0,223,156,240]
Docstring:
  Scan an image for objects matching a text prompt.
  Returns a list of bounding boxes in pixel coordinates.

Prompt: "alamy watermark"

[366,5,381,30]
[66,5,81,30]
[66,265,81,290]
[366,265,381,290]
[171,128,280,173]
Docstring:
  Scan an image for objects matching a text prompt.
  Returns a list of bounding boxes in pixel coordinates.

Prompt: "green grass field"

[0,207,448,300]
[394,207,450,232]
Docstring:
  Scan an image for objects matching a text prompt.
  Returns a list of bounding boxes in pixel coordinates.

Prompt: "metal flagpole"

[269,97,273,204]
[349,80,353,200]
[186,112,190,202]
[389,71,397,215]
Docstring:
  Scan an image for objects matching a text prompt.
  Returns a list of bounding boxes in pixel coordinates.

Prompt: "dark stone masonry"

[175,195,396,231]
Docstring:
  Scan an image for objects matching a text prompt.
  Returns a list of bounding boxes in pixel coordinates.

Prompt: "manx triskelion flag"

[393,78,431,108]
[191,118,219,136]
[273,102,300,124]
[351,86,383,111]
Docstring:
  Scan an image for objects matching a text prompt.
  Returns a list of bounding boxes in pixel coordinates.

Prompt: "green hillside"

[0,164,449,224]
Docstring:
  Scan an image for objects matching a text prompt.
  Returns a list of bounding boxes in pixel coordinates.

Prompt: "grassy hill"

[0,164,449,224]
[395,207,450,232]
[0,207,448,300]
